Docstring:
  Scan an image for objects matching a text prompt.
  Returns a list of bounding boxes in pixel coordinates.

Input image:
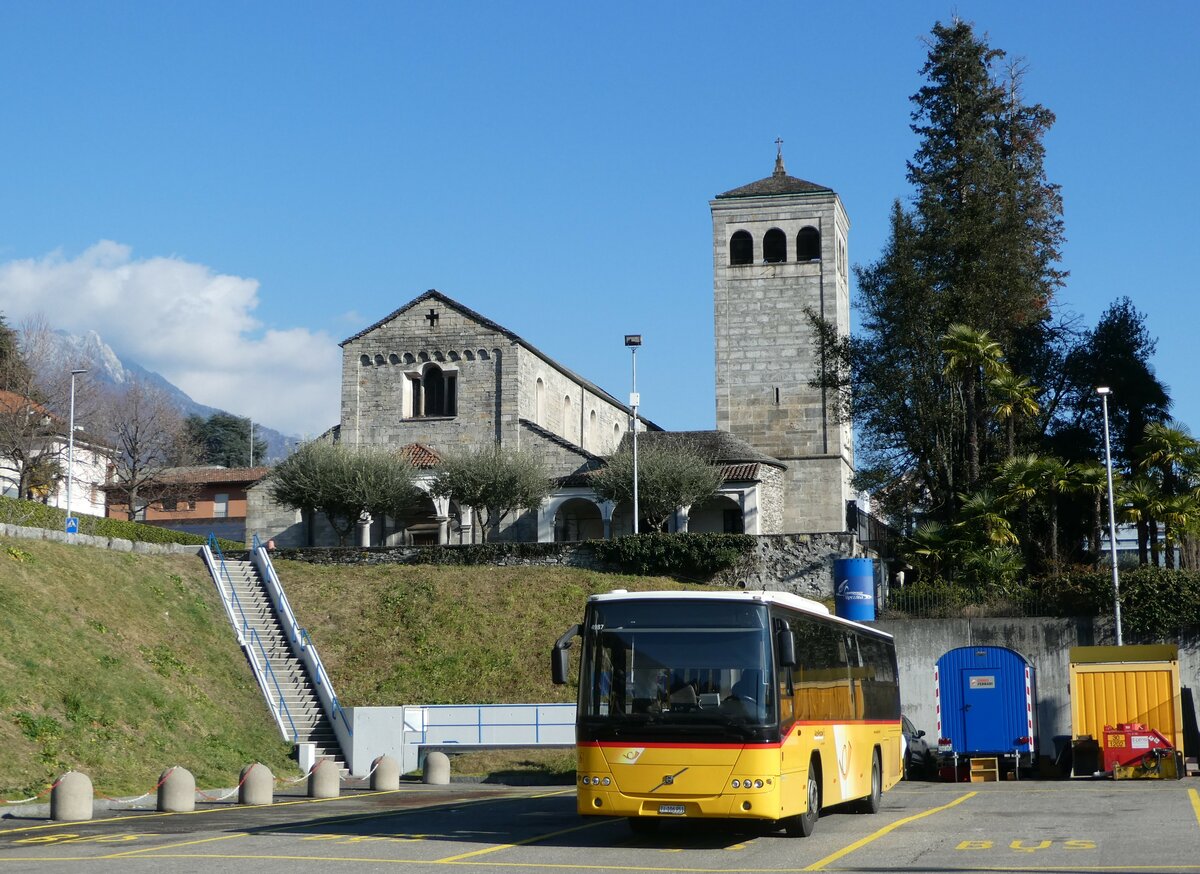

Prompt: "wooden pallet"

[969,757,999,782]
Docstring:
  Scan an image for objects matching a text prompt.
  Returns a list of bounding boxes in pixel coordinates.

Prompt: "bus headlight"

[731,779,740,788]
[754,779,764,789]
[602,777,611,786]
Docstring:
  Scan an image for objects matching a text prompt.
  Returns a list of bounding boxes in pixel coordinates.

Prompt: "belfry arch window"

[729,230,753,266]
[406,364,457,417]
[763,228,787,263]
[797,226,821,262]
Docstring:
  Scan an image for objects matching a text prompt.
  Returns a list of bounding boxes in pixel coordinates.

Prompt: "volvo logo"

[649,767,689,793]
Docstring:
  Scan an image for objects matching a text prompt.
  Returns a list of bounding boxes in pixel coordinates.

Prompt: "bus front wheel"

[786,767,820,837]
[627,817,659,835]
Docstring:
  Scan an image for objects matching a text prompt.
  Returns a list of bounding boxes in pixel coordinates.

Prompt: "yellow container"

[1068,645,1183,752]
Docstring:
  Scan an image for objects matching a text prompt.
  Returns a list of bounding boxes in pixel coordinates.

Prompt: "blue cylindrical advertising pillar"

[833,557,876,621]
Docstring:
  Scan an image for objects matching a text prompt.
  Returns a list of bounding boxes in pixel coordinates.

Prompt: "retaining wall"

[876,616,1200,766]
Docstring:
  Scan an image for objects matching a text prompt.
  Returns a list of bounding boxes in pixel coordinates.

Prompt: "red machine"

[1102,723,1181,779]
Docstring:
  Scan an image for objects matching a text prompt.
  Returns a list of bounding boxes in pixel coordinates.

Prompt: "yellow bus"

[551,589,901,836]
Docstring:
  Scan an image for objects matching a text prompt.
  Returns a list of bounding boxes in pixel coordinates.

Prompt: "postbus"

[551,588,901,836]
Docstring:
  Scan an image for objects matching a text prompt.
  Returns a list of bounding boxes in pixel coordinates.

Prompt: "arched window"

[564,395,573,439]
[729,230,753,266]
[410,365,456,417]
[589,410,597,447]
[763,228,787,263]
[535,378,545,426]
[797,226,821,262]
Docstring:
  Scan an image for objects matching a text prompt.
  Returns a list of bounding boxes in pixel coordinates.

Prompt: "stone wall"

[0,522,203,556]
[261,532,861,597]
[874,617,1200,767]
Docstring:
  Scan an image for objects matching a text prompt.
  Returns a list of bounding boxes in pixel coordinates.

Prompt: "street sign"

[65,517,79,534]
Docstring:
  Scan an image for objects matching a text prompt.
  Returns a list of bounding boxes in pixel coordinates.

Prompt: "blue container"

[833,557,876,621]
[934,646,1037,757]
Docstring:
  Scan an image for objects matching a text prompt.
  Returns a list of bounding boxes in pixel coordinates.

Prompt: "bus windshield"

[579,599,776,741]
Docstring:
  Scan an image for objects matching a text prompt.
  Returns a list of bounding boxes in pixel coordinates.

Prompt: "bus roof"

[586,589,892,639]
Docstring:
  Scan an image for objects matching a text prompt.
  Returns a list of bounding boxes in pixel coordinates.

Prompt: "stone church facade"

[247,154,853,548]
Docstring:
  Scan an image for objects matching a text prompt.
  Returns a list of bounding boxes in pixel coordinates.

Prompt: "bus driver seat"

[721,670,760,719]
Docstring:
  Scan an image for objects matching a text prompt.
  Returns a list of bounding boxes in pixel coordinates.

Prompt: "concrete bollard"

[239,763,274,806]
[51,771,93,822]
[423,752,450,785]
[158,766,196,812]
[308,758,340,798]
[371,755,401,790]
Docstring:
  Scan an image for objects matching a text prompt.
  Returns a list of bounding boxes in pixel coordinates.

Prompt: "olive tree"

[268,441,419,545]
[591,437,724,532]
[429,445,552,542]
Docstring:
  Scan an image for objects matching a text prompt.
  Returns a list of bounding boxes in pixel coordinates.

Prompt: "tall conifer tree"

[830,19,1066,522]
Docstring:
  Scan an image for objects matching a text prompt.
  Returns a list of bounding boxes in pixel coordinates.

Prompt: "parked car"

[902,714,936,779]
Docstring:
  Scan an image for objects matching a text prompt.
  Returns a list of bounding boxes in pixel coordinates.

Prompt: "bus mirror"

[552,648,570,684]
[777,629,797,667]
[551,623,581,684]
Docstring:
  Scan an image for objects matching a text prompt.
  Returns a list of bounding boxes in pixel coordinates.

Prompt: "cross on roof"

[425,308,439,327]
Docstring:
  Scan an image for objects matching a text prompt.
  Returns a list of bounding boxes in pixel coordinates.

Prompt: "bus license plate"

[658,804,685,816]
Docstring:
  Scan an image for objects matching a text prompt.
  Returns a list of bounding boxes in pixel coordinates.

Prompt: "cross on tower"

[425,308,439,327]
[775,137,783,154]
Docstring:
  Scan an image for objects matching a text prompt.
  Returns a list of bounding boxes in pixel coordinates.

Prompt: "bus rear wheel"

[857,751,882,814]
[785,768,820,837]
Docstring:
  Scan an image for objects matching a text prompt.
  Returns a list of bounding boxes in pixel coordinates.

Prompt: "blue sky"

[0,2,1196,440]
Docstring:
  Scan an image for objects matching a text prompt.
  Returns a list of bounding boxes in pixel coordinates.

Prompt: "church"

[248,151,855,547]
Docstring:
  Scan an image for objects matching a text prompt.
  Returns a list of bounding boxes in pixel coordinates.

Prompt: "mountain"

[35,329,300,463]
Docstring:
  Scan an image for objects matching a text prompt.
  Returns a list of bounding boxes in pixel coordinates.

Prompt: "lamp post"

[624,335,642,535]
[1097,386,1123,646]
[65,368,88,530]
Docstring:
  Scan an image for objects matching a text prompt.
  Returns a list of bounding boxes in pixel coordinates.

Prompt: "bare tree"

[0,316,94,502]
[102,379,198,520]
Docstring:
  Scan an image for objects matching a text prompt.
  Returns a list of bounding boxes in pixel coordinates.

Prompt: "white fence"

[344,703,576,775]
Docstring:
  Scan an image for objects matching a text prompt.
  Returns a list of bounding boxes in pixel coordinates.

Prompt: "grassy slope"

[1,540,699,795]
[274,560,698,706]
[0,539,298,797]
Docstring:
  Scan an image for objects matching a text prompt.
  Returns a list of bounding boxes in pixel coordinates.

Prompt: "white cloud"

[0,241,340,437]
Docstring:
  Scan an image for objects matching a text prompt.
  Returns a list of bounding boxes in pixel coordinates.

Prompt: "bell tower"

[710,145,854,533]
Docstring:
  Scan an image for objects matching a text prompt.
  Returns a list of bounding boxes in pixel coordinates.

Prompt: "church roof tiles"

[715,147,832,199]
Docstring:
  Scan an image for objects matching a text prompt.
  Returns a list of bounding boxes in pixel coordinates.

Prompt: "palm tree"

[995,453,1042,558]
[990,367,1040,459]
[1135,422,1200,568]
[1119,475,1163,566]
[1068,461,1110,560]
[994,453,1071,568]
[941,325,1006,488]
[956,489,1019,548]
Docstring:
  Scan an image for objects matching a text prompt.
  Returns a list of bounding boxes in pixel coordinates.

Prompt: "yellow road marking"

[433,817,615,863]
[803,790,976,871]
[1190,788,1200,831]
[103,831,252,858]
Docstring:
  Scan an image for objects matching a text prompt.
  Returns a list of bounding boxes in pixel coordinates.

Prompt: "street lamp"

[1096,386,1123,645]
[624,334,642,535]
[66,368,88,531]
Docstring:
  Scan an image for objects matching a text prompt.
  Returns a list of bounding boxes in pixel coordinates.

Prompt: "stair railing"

[250,535,353,758]
[204,534,299,741]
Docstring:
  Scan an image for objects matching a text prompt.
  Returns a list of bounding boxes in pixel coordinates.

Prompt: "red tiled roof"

[400,443,442,468]
[147,466,272,486]
[721,463,762,482]
[0,389,53,418]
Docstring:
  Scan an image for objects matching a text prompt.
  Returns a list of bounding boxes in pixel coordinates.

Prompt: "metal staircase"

[203,538,349,773]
